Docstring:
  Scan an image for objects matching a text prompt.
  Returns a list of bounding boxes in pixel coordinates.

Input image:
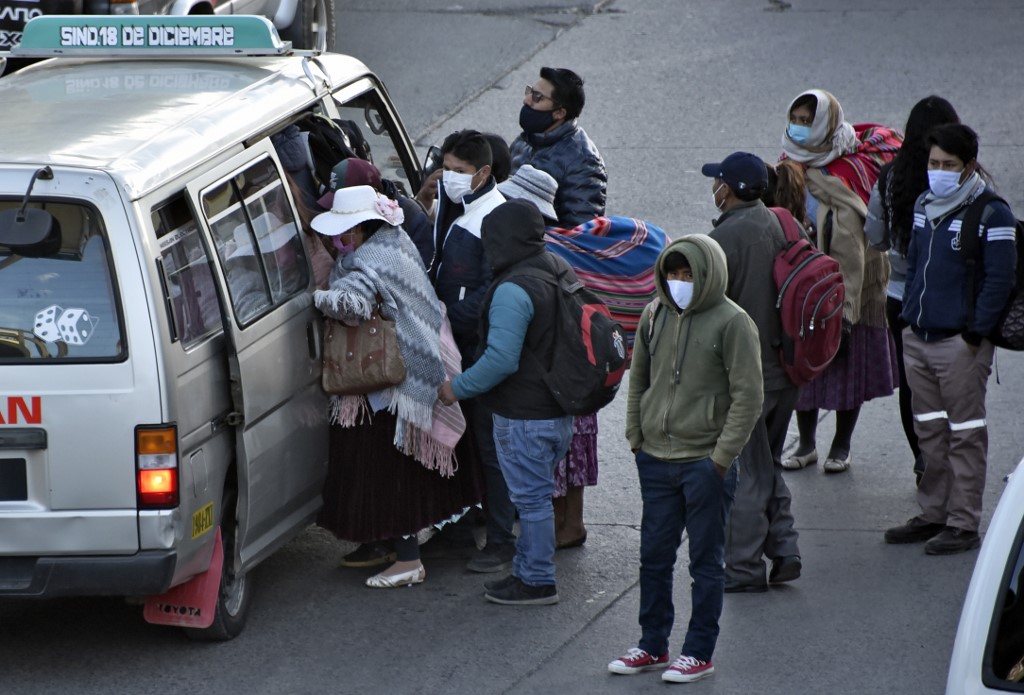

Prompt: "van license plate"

[191,502,214,539]
[0,459,27,501]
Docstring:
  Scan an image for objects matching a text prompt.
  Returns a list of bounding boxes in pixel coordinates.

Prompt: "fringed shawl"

[543,216,667,357]
[313,225,463,475]
[806,169,890,329]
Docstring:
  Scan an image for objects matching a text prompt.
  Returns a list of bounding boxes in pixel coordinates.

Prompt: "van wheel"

[281,0,336,52]
[183,490,252,641]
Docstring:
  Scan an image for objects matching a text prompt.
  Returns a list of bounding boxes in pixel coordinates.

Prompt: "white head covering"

[780,89,859,167]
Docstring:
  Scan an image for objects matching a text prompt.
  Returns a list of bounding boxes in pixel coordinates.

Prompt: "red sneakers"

[662,655,714,683]
[607,647,670,675]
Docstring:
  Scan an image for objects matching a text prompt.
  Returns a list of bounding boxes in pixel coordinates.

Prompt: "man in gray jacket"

[703,152,802,592]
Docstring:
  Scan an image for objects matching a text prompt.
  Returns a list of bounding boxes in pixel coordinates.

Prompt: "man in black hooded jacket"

[438,199,574,606]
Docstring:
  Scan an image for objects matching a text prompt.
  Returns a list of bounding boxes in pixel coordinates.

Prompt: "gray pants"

[725,386,801,584]
[903,330,994,532]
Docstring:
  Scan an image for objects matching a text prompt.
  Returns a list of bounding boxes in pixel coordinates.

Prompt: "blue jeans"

[636,450,737,661]
[492,414,574,586]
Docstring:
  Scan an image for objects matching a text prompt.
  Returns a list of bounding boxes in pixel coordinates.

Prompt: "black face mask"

[519,104,556,134]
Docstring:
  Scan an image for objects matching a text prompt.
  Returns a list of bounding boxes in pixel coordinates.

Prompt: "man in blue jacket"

[429,130,513,574]
[438,199,574,605]
[885,124,1016,554]
[510,67,606,227]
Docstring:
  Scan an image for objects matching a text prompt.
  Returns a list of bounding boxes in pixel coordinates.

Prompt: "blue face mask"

[788,123,812,145]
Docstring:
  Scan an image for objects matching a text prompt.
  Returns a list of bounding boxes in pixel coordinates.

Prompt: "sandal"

[823,453,852,474]
[781,450,818,470]
[365,565,425,589]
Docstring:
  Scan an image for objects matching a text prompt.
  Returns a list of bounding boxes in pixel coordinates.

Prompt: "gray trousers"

[903,330,994,532]
[725,385,801,584]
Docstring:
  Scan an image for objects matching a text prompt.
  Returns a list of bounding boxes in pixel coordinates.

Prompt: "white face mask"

[927,169,963,198]
[443,170,475,203]
[667,280,694,310]
[712,182,727,211]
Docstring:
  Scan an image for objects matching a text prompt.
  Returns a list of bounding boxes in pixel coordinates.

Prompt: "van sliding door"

[184,141,328,570]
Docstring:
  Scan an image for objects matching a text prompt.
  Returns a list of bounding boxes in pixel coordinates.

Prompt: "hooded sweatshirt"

[626,235,763,468]
[452,199,565,419]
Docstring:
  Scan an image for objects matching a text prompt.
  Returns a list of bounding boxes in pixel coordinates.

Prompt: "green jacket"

[626,234,764,468]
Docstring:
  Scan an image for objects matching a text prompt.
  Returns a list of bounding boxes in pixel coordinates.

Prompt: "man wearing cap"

[511,67,606,227]
[702,152,803,593]
[317,157,434,269]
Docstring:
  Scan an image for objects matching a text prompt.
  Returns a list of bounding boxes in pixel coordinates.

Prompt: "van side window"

[0,200,124,362]
[333,90,416,200]
[986,520,1024,685]
[153,196,224,347]
[200,157,309,325]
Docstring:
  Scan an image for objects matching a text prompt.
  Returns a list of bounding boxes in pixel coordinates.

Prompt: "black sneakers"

[884,516,945,544]
[483,577,558,605]
[924,527,980,555]
[769,555,802,584]
[466,544,515,573]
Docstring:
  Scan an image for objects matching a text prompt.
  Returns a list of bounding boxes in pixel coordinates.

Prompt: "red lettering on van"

[0,397,42,425]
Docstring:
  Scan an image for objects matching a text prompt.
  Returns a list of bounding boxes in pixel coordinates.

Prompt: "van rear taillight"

[136,425,178,508]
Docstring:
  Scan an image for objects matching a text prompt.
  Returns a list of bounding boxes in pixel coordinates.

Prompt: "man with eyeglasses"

[510,67,607,228]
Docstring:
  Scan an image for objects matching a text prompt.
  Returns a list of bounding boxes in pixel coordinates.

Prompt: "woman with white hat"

[311,185,482,588]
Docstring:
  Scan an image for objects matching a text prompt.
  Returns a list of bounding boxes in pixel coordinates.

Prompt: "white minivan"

[0,15,424,639]
[947,457,1024,693]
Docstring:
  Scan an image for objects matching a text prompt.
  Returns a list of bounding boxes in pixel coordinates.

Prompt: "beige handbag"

[322,302,406,395]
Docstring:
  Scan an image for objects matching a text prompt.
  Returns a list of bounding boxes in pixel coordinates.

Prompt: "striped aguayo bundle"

[543,216,667,357]
[823,123,903,204]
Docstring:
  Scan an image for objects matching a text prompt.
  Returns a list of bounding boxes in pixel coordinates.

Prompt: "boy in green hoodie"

[608,235,763,683]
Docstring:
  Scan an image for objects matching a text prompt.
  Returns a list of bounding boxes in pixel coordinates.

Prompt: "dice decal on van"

[33,305,98,346]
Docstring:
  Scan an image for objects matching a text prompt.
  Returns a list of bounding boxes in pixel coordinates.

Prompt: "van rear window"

[0,201,125,362]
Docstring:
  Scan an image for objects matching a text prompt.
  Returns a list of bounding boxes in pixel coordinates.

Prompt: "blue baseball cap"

[701,152,768,193]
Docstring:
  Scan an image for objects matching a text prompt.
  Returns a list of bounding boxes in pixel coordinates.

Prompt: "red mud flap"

[143,528,222,629]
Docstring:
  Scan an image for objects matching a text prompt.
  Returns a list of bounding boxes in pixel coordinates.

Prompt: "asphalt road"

[3,1,1024,694]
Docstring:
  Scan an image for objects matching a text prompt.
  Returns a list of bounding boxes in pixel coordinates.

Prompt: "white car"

[947,458,1024,693]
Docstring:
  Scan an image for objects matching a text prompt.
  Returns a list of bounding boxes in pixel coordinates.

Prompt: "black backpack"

[297,113,357,194]
[960,191,1024,350]
[503,256,627,416]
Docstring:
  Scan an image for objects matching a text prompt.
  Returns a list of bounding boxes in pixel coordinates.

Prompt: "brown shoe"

[924,527,980,555]
[884,517,945,544]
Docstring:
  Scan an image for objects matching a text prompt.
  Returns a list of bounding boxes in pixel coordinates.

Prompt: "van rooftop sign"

[10,15,292,57]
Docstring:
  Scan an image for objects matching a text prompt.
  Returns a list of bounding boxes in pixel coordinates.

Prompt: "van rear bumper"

[0,552,176,597]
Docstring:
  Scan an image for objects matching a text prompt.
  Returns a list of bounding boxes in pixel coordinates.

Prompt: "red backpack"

[771,207,845,385]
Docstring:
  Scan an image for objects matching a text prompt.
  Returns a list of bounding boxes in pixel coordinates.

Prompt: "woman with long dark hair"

[864,96,960,485]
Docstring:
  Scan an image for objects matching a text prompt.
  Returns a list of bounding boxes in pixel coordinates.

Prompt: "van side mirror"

[423,146,443,178]
[0,208,62,257]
